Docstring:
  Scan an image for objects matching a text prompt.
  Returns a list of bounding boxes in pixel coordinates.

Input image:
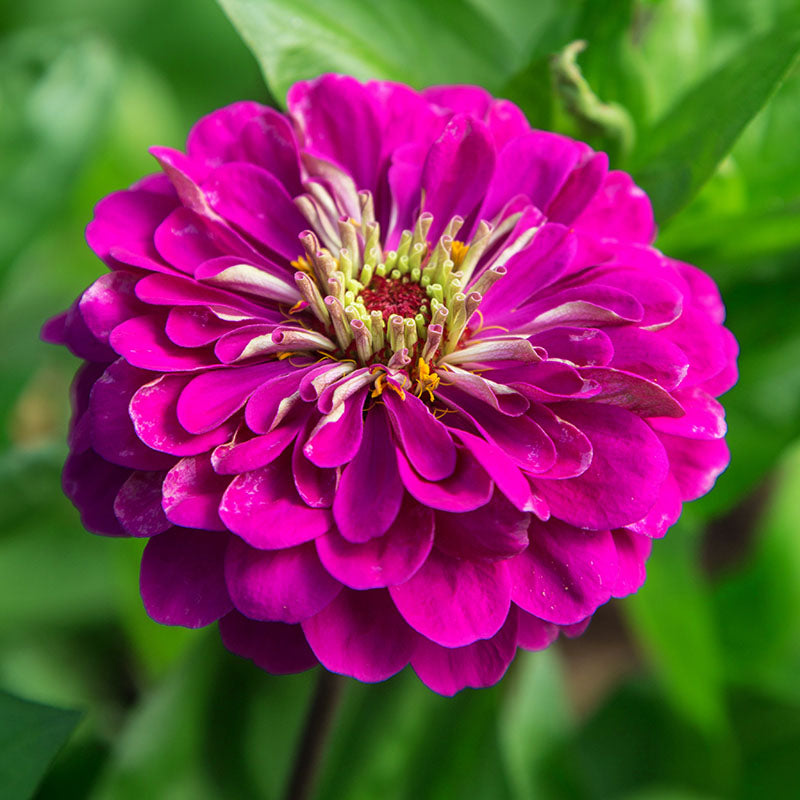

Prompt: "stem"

[283,669,346,800]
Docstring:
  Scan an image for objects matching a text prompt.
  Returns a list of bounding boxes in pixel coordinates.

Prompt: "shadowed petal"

[140,528,232,627]
[89,359,176,470]
[396,446,493,512]
[219,611,318,674]
[516,609,559,651]
[436,490,530,561]
[114,470,171,536]
[225,538,341,623]
[611,529,652,598]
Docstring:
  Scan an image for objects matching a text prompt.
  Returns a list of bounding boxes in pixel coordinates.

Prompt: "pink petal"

[316,495,434,590]
[333,405,404,543]
[435,490,530,561]
[162,455,229,531]
[86,188,177,266]
[482,132,582,219]
[546,150,608,224]
[509,520,618,625]
[390,548,511,647]
[529,327,613,367]
[383,389,456,481]
[110,314,217,372]
[303,386,368,468]
[130,374,237,456]
[451,428,542,515]
[204,162,309,261]
[219,453,332,549]
[288,74,382,192]
[439,387,556,473]
[574,170,655,244]
[534,402,669,529]
[177,362,287,434]
[212,408,309,475]
[79,271,144,344]
[625,473,682,539]
[411,611,518,696]
[302,589,416,682]
[164,306,240,348]
[659,433,730,502]
[649,387,727,440]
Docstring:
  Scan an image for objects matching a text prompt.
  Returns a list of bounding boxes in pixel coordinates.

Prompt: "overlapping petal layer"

[46,75,737,695]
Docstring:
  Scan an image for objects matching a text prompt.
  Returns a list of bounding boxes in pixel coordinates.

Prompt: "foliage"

[2,0,800,797]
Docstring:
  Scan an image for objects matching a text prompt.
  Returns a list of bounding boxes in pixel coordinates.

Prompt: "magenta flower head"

[44,75,737,695]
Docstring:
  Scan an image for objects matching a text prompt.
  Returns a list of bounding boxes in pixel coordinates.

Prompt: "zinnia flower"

[44,75,737,695]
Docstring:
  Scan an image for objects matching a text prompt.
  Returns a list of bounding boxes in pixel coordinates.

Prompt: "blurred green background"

[2,0,800,797]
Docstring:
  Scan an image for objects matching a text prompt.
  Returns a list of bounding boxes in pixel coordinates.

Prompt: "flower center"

[291,195,504,377]
[360,276,429,322]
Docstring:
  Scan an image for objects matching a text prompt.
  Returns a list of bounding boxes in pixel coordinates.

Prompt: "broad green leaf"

[0,449,122,634]
[625,519,728,736]
[546,681,739,799]
[499,650,573,800]
[729,689,800,798]
[0,30,117,273]
[631,15,800,222]
[0,690,81,800]
[691,271,800,517]
[712,441,800,695]
[91,639,315,800]
[215,0,571,102]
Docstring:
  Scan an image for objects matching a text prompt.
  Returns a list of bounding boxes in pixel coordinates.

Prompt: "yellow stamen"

[414,357,440,402]
[289,300,306,315]
[371,373,387,398]
[371,372,407,400]
[450,240,469,268]
[277,351,299,360]
[291,255,313,274]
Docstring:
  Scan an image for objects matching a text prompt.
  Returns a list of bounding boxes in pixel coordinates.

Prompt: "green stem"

[282,670,346,800]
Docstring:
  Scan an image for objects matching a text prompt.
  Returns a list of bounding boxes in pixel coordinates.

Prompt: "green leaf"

[624,518,728,736]
[316,669,513,800]
[499,650,573,800]
[0,30,118,273]
[0,690,81,800]
[631,15,800,222]
[712,441,800,695]
[546,681,739,799]
[215,0,571,102]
